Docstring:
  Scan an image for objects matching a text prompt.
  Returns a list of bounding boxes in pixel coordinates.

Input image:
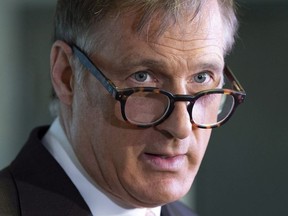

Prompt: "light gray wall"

[0,0,56,169]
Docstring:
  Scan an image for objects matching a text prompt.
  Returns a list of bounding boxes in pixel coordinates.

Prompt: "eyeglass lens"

[192,93,235,126]
[125,92,170,125]
[124,92,235,127]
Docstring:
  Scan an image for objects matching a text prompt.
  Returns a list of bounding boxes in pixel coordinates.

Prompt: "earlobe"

[50,41,74,105]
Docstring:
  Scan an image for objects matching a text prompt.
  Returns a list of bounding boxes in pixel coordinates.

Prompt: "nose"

[155,101,192,139]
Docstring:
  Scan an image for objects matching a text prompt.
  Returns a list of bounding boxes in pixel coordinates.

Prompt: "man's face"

[68,0,225,208]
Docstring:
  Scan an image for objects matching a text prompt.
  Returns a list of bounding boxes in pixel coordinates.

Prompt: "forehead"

[87,0,225,73]
[91,0,224,51]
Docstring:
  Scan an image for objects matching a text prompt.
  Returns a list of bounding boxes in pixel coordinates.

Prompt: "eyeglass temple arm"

[224,66,246,93]
[72,46,118,97]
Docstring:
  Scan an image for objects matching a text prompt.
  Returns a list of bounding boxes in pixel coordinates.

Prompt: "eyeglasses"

[72,45,246,129]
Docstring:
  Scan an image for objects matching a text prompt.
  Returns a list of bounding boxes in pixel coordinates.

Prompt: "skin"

[51,0,225,208]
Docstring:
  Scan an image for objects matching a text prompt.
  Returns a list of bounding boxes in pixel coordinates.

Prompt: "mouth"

[142,153,186,172]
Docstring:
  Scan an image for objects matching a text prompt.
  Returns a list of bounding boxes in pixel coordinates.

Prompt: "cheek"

[191,127,212,161]
[91,129,150,201]
[86,83,127,128]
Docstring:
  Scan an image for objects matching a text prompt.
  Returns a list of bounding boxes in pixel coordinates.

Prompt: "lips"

[146,153,173,159]
[142,152,186,172]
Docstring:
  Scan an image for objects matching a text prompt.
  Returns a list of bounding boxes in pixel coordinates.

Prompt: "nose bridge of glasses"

[170,94,194,119]
[165,95,193,128]
[172,94,195,104]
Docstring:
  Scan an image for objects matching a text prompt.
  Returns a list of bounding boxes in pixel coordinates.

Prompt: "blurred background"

[0,0,288,215]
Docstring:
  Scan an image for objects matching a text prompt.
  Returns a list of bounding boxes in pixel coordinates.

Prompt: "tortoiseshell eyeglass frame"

[72,45,246,129]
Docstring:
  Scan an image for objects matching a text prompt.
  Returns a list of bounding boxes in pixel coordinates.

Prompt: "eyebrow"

[196,62,224,73]
[121,54,224,74]
[122,55,168,70]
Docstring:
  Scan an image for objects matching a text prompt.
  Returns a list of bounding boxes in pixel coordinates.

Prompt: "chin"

[130,178,193,207]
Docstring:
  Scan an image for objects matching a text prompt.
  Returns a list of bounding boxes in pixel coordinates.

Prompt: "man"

[0,0,245,215]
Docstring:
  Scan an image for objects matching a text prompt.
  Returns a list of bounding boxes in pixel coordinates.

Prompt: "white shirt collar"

[42,118,161,216]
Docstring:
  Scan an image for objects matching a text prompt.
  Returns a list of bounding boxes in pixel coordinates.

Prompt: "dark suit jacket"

[0,126,197,216]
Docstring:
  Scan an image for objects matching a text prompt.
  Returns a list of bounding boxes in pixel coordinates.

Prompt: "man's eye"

[128,71,158,87]
[193,72,211,84]
[133,71,150,82]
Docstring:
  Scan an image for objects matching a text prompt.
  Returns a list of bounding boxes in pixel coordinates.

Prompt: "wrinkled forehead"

[128,1,205,38]
[91,0,223,44]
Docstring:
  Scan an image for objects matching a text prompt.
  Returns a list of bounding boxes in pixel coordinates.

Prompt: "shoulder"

[0,126,49,216]
[0,168,20,215]
[161,201,198,216]
[3,126,91,215]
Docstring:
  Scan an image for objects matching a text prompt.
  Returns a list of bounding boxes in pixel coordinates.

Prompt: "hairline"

[74,1,237,57]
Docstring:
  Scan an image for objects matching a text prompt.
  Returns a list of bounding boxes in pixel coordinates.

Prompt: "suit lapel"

[9,126,92,216]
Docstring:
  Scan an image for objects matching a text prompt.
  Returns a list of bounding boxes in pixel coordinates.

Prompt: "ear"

[50,41,74,105]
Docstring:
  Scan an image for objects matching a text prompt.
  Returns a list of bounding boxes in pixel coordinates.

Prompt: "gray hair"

[54,0,238,53]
